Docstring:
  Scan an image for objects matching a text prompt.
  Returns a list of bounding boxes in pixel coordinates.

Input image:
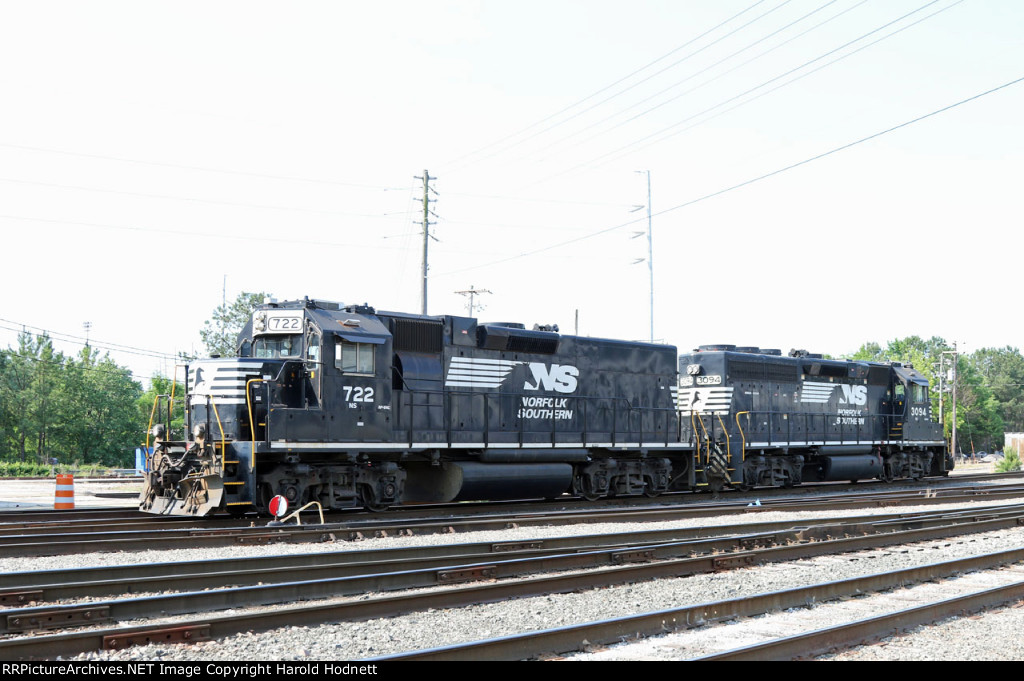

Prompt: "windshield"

[252,334,301,358]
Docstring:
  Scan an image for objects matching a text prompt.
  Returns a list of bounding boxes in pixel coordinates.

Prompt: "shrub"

[996,450,1022,473]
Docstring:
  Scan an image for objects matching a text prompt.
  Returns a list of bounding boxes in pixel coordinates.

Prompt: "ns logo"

[524,363,579,394]
[840,385,868,406]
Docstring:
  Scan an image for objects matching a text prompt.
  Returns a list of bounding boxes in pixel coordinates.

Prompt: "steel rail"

[693,580,1024,661]
[0,512,1019,634]
[1,504,1021,602]
[4,516,1024,660]
[3,485,1024,558]
[371,546,1024,661]
[11,503,1009,605]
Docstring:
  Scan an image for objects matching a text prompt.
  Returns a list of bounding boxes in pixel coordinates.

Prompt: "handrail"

[168,365,178,436]
[682,409,904,448]
[392,387,676,449]
[716,414,731,463]
[245,378,265,474]
[735,411,749,462]
[210,398,227,474]
[272,500,325,526]
[693,413,711,463]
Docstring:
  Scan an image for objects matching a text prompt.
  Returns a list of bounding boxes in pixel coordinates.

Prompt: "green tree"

[968,346,1024,434]
[199,291,271,357]
[952,356,1004,455]
[0,333,143,466]
[848,336,1006,455]
[0,337,37,461]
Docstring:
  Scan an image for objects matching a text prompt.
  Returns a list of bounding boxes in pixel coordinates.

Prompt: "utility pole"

[939,343,959,459]
[632,170,654,342]
[951,341,958,460]
[454,286,491,317]
[415,170,438,315]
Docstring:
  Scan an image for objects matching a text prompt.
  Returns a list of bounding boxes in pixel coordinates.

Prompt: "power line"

[0,214,421,251]
[534,0,957,183]
[587,0,963,170]
[0,175,415,220]
[0,349,157,382]
[0,141,406,191]
[537,0,857,158]
[0,320,176,361]
[444,0,770,170]
[434,74,1024,278]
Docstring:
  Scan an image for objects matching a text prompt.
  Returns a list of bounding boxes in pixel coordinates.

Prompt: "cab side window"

[336,340,375,374]
[306,329,321,364]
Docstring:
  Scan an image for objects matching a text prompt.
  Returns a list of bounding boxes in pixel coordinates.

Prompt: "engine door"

[327,333,393,442]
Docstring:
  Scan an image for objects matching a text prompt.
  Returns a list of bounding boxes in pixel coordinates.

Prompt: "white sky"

[0,0,1021,383]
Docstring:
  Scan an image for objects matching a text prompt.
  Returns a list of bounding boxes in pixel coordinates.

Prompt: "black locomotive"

[677,345,952,491]
[139,299,951,516]
[140,298,687,515]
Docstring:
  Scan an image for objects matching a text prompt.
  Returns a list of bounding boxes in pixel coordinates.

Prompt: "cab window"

[252,334,301,358]
[336,340,375,374]
[306,329,321,364]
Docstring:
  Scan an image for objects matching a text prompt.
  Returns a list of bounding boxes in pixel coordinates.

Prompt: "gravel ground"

[4,472,1023,661]
[0,494,1017,662]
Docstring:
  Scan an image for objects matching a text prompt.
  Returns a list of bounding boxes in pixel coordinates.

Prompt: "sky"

[0,0,1021,384]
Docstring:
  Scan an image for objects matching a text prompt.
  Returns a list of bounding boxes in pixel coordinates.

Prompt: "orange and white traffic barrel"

[54,473,75,509]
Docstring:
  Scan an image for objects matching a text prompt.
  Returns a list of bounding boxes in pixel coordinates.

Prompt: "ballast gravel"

[5,491,1024,662]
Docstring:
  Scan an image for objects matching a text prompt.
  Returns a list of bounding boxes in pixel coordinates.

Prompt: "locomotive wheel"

[642,478,661,498]
[357,483,391,512]
[572,474,603,502]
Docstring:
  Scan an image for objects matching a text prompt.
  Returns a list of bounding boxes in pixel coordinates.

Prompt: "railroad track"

[3,501,1024,660]
[3,481,1024,558]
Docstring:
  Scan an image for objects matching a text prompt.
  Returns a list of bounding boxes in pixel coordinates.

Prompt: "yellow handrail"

[716,414,731,463]
[275,500,325,526]
[735,411,749,462]
[246,378,265,475]
[689,413,700,460]
[210,399,227,474]
[144,394,160,471]
[693,413,711,464]
[168,365,178,434]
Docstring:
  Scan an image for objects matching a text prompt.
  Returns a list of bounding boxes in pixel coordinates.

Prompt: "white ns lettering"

[524,363,579,393]
[840,385,867,406]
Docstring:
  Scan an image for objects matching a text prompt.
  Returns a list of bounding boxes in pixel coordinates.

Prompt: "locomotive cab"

[888,364,947,476]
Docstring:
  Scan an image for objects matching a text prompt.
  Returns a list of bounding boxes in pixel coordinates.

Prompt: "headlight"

[686,364,702,376]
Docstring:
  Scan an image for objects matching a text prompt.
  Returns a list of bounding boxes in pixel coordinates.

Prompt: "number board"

[257,310,304,334]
